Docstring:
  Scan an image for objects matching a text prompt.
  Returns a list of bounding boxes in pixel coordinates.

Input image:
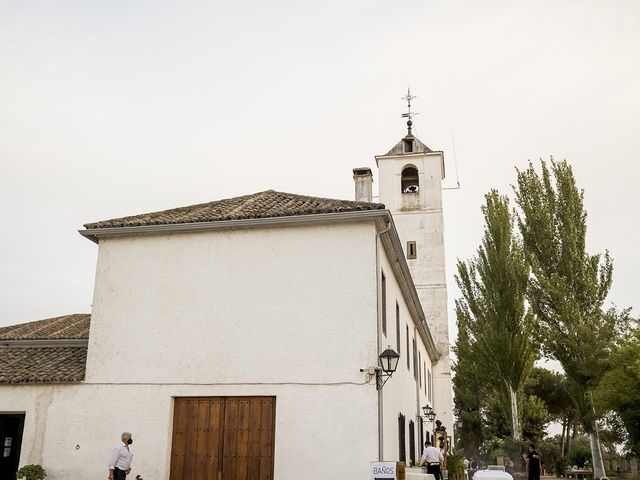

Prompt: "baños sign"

[370,461,398,480]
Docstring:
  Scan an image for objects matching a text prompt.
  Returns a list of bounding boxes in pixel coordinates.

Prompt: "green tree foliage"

[482,392,548,443]
[521,395,550,444]
[514,159,630,478]
[456,190,538,440]
[567,436,592,468]
[537,437,562,475]
[482,391,512,440]
[594,323,640,455]
[525,367,577,454]
[525,368,574,422]
[596,412,631,457]
[453,318,486,454]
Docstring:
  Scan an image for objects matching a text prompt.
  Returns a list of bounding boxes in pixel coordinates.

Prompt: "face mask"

[127,439,133,445]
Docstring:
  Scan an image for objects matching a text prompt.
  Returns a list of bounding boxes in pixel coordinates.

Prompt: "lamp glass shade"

[378,347,400,373]
[427,411,437,422]
[422,405,433,416]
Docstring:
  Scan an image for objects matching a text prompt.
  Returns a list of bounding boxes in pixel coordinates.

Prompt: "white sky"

[1,1,638,332]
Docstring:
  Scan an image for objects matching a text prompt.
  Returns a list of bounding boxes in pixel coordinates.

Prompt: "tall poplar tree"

[514,159,627,479]
[456,190,538,440]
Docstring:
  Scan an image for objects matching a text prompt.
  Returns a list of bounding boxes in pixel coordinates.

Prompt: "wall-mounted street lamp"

[422,405,437,422]
[376,346,400,390]
[360,345,400,390]
[419,405,437,443]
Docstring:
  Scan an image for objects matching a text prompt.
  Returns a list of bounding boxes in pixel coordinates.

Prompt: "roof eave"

[374,150,444,167]
[0,339,88,347]
[79,209,389,243]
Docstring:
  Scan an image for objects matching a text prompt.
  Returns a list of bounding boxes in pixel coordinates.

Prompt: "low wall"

[406,467,437,480]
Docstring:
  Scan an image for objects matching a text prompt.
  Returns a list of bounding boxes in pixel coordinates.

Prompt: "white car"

[473,467,514,480]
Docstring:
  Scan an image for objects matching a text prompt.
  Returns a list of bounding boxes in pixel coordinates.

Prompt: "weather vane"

[401,87,419,135]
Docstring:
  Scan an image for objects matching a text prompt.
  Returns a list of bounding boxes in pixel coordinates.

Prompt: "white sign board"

[371,461,397,480]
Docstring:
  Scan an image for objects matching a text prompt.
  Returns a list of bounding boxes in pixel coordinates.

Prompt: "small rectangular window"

[403,139,413,153]
[396,303,401,354]
[431,372,434,403]
[407,241,417,259]
[381,271,387,335]
[406,325,410,369]
[413,339,418,381]
[398,414,406,462]
[409,420,416,466]
[424,362,427,395]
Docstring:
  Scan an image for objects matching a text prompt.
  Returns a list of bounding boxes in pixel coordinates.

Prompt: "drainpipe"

[375,219,391,461]
[414,322,421,453]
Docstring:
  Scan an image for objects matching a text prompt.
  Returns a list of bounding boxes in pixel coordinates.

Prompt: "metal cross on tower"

[401,87,419,136]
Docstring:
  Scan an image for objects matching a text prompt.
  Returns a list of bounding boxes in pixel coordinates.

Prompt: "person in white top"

[107,432,134,480]
[419,440,445,480]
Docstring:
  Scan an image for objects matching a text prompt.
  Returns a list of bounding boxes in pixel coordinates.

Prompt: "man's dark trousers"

[427,464,442,480]
[113,467,127,480]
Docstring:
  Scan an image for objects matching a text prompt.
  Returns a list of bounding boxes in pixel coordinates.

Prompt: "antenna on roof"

[443,132,462,190]
[401,87,419,136]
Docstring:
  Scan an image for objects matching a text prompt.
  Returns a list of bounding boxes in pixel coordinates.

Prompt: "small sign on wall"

[371,461,397,480]
[4,437,12,447]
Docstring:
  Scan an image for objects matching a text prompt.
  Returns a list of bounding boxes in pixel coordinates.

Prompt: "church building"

[0,117,453,480]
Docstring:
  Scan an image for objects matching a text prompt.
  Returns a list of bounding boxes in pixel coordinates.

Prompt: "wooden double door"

[169,397,276,480]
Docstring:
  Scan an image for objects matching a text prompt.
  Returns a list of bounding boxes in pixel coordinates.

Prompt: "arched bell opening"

[401,166,419,194]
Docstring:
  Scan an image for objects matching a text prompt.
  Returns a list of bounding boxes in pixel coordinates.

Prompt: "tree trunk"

[589,425,606,479]
[565,417,576,454]
[507,382,521,440]
[561,417,567,456]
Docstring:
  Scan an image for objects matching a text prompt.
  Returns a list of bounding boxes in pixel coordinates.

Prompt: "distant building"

[0,129,452,480]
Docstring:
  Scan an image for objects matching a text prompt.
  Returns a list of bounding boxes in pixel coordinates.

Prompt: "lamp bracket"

[376,370,393,390]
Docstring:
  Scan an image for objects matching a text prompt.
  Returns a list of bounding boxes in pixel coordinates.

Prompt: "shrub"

[553,456,568,477]
[448,453,466,480]
[16,464,46,480]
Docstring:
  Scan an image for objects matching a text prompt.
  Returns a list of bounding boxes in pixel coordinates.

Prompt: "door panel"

[257,398,275,480]
[169,397,275,480]
[169,398,188,478]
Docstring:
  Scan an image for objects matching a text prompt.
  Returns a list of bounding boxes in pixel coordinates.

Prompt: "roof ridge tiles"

[0,314,90,341]
[82,190,385,230]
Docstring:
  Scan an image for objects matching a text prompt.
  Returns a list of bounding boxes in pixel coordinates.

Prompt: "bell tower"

[375,90,453,437]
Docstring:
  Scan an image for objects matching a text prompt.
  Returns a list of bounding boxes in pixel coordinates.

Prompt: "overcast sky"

[1,1,638,335]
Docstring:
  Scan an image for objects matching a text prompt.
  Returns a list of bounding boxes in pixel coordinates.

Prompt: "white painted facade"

[1,215,439,480]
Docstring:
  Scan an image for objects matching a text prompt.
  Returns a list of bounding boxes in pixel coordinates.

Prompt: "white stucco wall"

[86,222,378,385]
[377,235,435,465]
[0,383,377,480]
[84,221,381,479]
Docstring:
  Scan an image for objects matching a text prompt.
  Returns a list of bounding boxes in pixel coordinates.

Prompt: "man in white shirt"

[108,432,134,480]
[419,440,444,480]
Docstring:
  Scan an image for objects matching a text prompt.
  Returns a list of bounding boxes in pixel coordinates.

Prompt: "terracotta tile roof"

[383,135,434,156]
[83,190,385,229]
[0,314,90,384]
[0,345,87,384]
[0,314,90,341]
